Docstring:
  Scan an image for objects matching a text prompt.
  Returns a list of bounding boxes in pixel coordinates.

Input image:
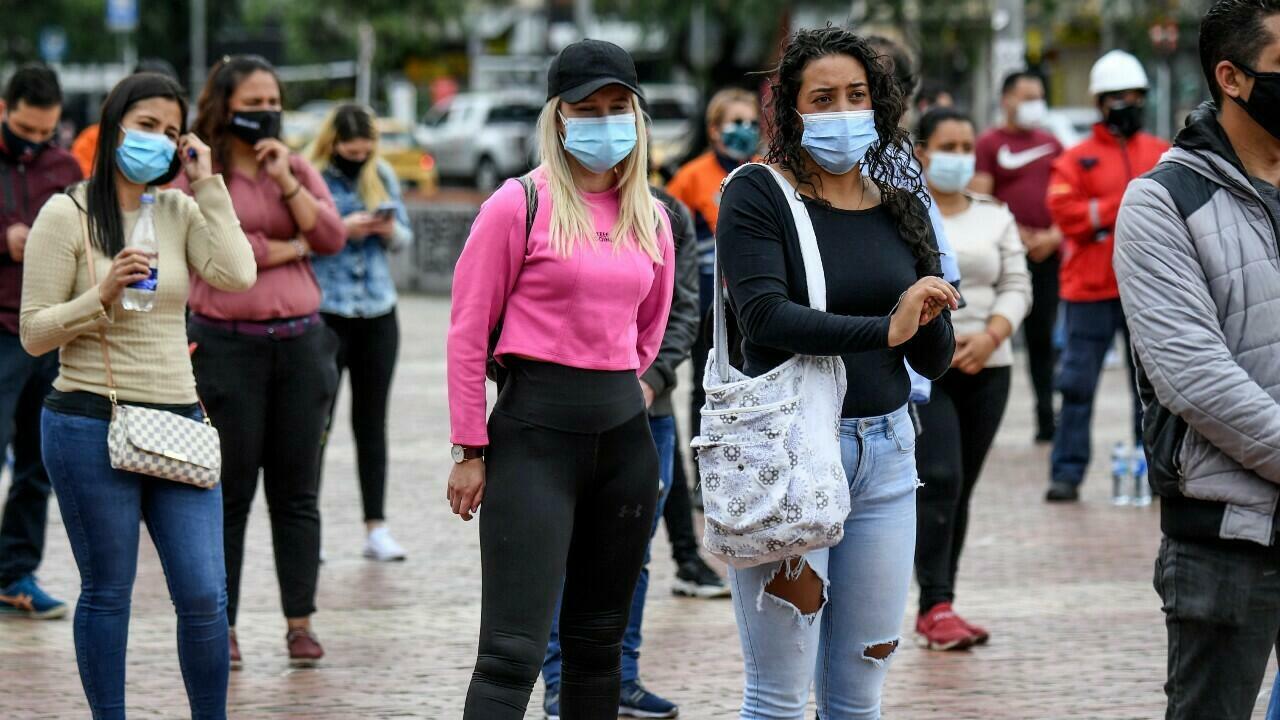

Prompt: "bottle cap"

[140,193,155,204]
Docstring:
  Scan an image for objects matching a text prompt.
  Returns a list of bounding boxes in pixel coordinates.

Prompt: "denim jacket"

[312,159,413,318]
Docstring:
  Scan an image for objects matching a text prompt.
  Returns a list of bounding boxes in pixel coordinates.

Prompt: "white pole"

[356,21,375,107]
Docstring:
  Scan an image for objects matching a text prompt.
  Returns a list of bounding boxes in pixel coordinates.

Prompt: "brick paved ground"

[3,294,1275,719]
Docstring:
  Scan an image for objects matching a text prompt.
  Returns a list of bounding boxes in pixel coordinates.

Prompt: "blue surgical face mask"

[116,129,178,185]
[925,151,976,194]
[560,112,638,174]
[720,121,760,161]
[799,109,878,175]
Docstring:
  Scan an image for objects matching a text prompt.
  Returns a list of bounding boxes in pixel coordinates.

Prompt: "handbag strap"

[711,163,830,383]
[79,210,118,406]
[78,207,211,424]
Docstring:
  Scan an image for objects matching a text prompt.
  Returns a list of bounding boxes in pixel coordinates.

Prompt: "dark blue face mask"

[2,121,46,163]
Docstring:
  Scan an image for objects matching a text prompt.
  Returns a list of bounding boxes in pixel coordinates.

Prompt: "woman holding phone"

[305,104,413,562]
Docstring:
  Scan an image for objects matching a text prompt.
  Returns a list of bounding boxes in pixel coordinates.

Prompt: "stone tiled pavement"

[3,294,1275,719]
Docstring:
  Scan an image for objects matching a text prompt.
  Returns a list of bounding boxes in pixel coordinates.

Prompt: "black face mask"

[228,110,282,145]
[330,152,368,180]
[1232,63,1280,141]
[2,121,46,163]
[1103,102,1145,138]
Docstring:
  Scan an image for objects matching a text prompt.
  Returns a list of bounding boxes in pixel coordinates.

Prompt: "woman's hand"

[447,460,486,521]
[888,277,960,347]
[951,332,997,375]
[179,134,212,183]
[343,211,377,239]
[98,249,154,307]
[255,138,294,187]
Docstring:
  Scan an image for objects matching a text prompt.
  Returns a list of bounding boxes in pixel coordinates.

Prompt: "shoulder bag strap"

[711,163,830,383]
[79,210,118,406]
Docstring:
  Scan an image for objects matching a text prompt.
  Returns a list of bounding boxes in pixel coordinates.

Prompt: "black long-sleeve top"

[716,164,955,419]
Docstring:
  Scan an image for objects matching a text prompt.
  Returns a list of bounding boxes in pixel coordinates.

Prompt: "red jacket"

[1047,123,1168,302]
[0,142,83,335]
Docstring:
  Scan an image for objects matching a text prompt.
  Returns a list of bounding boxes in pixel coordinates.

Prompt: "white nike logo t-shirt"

[997,144,1058,171]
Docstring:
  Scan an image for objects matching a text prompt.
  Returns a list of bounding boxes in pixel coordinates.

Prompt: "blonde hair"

[705,87,759,132]
[535,95,664,263]
[305,105,390,210]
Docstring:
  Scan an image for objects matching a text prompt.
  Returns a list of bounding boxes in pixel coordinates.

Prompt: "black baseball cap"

[547,39,644,104]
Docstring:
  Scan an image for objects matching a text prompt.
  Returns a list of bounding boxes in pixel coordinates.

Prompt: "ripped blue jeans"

[728,406,919,720]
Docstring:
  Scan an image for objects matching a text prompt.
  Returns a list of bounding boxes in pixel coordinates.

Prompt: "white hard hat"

[1089,50,1150,95]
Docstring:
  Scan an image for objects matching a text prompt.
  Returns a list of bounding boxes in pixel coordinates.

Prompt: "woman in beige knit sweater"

[19,72,254,720]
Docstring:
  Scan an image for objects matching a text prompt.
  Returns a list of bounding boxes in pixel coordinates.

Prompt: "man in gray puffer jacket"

[1114,2,1280,717]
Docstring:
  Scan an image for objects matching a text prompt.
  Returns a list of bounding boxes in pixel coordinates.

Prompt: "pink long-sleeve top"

[448,169,676,446]
[176,155,346,321]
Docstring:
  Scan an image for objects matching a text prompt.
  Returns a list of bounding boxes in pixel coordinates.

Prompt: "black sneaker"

[1045,482,1080,502]
[619,681,679,718]
[672,557,730,599]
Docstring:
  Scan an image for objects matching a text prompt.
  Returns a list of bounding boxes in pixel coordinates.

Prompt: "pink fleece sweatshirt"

[448,169,676,446]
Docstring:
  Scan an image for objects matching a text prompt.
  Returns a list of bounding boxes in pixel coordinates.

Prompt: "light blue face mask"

[799,109,878,175]
[560,112,638,174]
[116,129,177,185]
[925,151,976,194]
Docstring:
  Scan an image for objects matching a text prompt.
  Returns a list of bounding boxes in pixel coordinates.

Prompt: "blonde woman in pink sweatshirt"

[445,40,674,719]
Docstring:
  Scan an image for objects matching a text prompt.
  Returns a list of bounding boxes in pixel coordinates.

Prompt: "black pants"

[0,333,57,586]
[189,321,339,624]
[320,309,399,522]
[1024,253,1060,439]
[1155,536,1280,720]
[662,414,700,565]
[465,362,658,720]
[914,366,1011,614]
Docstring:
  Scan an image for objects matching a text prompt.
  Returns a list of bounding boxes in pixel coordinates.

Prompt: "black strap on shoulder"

[518,173,537,249]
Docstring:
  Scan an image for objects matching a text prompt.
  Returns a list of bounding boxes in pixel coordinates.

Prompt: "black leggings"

[1025,254,1060,438]
[320,309,399,522]
[189,321,339,624]
[914,366,1011,614]
[465,361,658,720]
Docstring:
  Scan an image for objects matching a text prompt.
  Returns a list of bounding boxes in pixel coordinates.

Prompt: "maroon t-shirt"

[975,127,1062,230]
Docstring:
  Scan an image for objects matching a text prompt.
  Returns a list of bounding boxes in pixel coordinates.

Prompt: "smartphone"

[374,202,397,220]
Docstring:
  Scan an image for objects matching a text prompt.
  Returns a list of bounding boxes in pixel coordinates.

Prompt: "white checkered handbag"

[691,164,849,569]
[81,214,222,489]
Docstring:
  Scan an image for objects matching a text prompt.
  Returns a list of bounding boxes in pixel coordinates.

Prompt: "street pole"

[190,0,206,103]
[356,21,375,107]
[987,0,1026,127]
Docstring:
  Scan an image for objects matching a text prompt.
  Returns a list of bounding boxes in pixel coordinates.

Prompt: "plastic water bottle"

[122,193,158,312]
[1111,442,1132,506]
[1131,444,1152,507]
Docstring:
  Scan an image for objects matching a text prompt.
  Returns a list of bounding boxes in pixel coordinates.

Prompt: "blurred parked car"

[1043,107,1100,148]
[642,83,699,170]
[376,118,439,195]
[415,89,544,191]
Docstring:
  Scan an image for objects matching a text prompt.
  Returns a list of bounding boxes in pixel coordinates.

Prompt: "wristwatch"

[451,444,485,464]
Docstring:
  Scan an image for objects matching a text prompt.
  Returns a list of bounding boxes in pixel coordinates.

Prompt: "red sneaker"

[915,602,977,651]
[960,616,990,645]
[229,628,242,671]
[286,628,324,668]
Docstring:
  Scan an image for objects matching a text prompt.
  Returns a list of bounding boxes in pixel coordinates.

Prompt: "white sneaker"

[363,527,407,562]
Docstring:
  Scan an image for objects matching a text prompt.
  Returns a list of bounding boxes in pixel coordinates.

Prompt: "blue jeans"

[42,408,229,720]
[729,407,918,720]
[1051,300,1141,487]
[0,332,57,586]
[543,414,676,688]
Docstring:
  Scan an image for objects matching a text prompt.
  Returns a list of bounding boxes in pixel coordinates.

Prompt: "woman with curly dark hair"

[714,26,957,717]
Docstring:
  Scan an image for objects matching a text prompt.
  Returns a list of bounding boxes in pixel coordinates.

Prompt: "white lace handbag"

[692,163,849,569]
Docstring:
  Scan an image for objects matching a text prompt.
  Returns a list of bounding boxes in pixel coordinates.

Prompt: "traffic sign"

[106,0,138,33]
[39,26,67,64]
